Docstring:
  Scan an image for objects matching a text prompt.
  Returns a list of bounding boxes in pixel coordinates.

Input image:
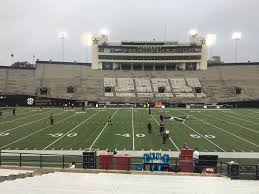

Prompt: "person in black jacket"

[147,121,152,133]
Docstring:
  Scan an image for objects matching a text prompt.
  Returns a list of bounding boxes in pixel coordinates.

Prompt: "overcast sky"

[0,0,258,65]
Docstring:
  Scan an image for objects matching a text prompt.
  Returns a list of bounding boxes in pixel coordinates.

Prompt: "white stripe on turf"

[188,113,259,149]
[0,110,57,133]
[167,111,225,151]
[151,114,180,151]
[89,109,119,149]
[205,114,259,134]
[0,109,52,125]
[0,112,77,149]
[132,108,135,150]
[227,112,259,124]
[43,111,100,150]
[223,113,259,125]
[183,123,225,152]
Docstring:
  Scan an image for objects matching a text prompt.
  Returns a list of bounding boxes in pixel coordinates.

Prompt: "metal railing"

[0,150,225,173]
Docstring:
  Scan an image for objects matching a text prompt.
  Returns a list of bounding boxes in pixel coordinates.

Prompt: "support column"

[153,63,155,71]
[131,63,133,71]
[164,63,167,71]
[142,63,144,71]
[120,64,122,71]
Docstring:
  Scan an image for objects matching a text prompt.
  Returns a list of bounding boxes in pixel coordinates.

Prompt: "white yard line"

[167,111,225,151]
[132,108,135,150]
[43,111,101,150]
[0,110,62,133]
[150,114,180,151]
[229,111,259,120]
[89,109,119,149]
[205,114,259,134]
[188,114,259,149]
[182,123,225,151]
[0,109,52,125]
[0,113,78,149]
[223,114,259,125]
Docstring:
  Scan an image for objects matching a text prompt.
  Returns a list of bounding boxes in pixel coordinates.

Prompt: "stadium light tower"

[232,32,242,63]
[206,34,217,59]
[189,29,198,40]
[99,28,109,36]
[82,33,93,62]
[58,32,69,62]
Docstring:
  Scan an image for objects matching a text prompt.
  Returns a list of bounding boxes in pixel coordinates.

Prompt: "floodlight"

[232,32,242,63]
[189,29,198,36]
[99,28,109,36]
[232,32,242,40]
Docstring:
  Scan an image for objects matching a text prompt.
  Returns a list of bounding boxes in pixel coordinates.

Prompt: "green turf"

[0,107,259,152]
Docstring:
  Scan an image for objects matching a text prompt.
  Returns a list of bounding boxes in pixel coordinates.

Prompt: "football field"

[0,107,259,153]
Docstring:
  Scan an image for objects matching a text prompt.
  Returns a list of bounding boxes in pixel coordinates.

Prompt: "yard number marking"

[190,134,215,139]
[0,132,9,136]
[48,133,77,138]
[114,133,145,138]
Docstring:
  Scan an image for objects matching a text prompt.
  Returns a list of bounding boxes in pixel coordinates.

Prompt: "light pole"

[58,32,69,62]
[232,32,241,63]
[206,34,216,59]
[189,29,198,41]
[82,33,93,63]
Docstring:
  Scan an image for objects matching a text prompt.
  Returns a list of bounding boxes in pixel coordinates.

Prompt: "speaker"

[256,165,259,180]
[83,151,96,169]
[227,162,239,179]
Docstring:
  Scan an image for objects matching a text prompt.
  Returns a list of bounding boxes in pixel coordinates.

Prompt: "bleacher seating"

[104,93,114,97]
[152,79,171,93]
[175,93,195,98]
[137,93,153,98]
[104,78,116,87]
[155,93,174,98]
[170,78,186,87]
[172,86,193,93]
[135,78,152,93]
[116,92,135,97]
[186,78,202,88]
[115,78,134,93]
[196,93,207,98]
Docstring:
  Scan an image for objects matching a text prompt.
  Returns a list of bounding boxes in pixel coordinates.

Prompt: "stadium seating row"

[104,78,206,98]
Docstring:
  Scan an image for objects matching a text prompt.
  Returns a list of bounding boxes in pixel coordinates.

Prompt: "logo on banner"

[27,98,34,105]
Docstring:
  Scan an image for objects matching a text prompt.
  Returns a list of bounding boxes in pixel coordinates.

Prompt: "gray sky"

[0,0,258,65]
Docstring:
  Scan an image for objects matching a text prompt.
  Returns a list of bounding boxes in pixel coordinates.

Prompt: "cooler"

[179,149,194,172]
[115,154,131,170]
[99,152,113,169]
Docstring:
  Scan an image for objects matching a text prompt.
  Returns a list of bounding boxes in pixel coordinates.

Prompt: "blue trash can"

[150,164,156,172]
[157,164,163,171]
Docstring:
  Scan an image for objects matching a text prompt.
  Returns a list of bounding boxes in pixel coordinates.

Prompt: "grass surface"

[0,107,259,152]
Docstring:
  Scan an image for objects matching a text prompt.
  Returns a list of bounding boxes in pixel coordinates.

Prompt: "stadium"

[0,1,259,193]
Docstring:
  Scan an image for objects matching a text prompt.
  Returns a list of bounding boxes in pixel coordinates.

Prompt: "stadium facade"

[0,35,259,107]
[91,34,208,70]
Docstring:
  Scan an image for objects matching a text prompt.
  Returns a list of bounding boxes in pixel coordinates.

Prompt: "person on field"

[49,113,54,125]
[159,121,165,136]
[162,131,167,144]
[69,162,76,168]
[12,107,16,117]
[165,129,170,139]
[147,121,152,133]
[108,115,112,126]
[160,114,164,122]
[148,107,151,115]
[0,111,2,118]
